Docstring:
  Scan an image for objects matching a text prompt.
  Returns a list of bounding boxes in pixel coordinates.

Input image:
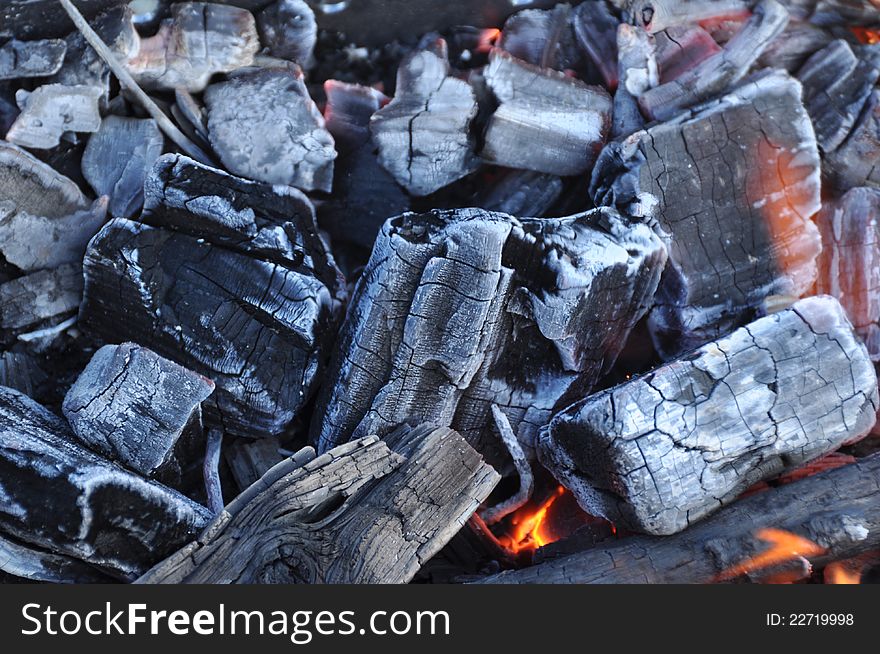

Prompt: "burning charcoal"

[539,296,879,536]
[797,39,880,153]
[0,264,82,344]
[481,49,612,176]
[0,39,66,80]
[257,0,317,69]
[63,343,215,478]
[814,188,880,359]
[0,386,211,580]
[639,0,790,121]
[826,90,880,192]
[499,3,580,72]
[572,0,620,87]
[593,70,822,358]
[127,2,259,92]
[0,141,107,272]
[624,0,751,33]
[370,44,479,196]
[477,169,564,217]
[5,84,101,149]
[757,20,834,71]
[613,23,658,139]
[311,207,667,470]
[653,26,720,82]
[795,0,880,26]
[204,67,336,192]
[81,116,164,219]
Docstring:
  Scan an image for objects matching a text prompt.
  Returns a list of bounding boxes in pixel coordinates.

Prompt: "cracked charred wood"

[138,426,499,584]
[311,207,667,470]
[653,26,719,83]
[0,532,113,583]
[82,116,164,219]
[371,43,479,196]
[127,2,259,92]
[477,169,564,217]
[481,452,880,584]
[814,188,880,360]
[593,70,822,358]
[0,264,82,345]
[624,0,751,33]
[0,38,66,80]
[499,3,581,72]
[757,21,834,71]
[797,40,880,153]
[572,0,621,88]
[0,141,107,272]
[539,296,879,536]
[825,90,880,192]
[257,0,317,69]
[204,66,336,193]
[613,23,657,139]
[0,386,212,580]
[639,0,789,121]
[79,217,341,439]
[5,84,102,150]
[62,343,215,479]
[481,49,612,177]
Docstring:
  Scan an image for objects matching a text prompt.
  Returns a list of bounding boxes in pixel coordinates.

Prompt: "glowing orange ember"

[715,528,826,582]
[498,486,565,554]
[476,28,501,54]
[852,27,880,45]
[825,561,861,585]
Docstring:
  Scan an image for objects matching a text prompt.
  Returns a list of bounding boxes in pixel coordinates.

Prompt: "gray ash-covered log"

[593,69,822,358]
[539,296,878,536]
[312,207,667,469]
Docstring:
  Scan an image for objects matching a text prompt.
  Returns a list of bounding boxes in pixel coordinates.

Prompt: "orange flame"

[825,561,861,585]
[853,27,880,45]
[715,528,826,582]
[498,486,565,554]
[476,28,501,54]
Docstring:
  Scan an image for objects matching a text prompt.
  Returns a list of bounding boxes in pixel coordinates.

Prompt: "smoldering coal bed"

[2,0,880,585]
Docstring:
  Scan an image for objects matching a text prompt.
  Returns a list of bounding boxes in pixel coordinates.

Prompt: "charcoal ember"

[0,264,82,344]
[499,3,581,72]
[204,67,336,193]
[370,44,479,196]
[572,0,620,87]
[825,90,880,192]
[173,88,209,142]
[624,0,752,33]
[82,116,164,219]
[797,39,880,153]
[311,207,667,468]
[814,188,880,359]
[79,217,341,439]
[593,70,822,358]
[5,84,102,150]
[63,343,215,478]
[613,23,658,139]
[127,2,259,92]
[0,386,211,579]
[756,21,834,71]
[0,141,107,272]
[319,80,409,250]
[257,0,317,69]
[480,49,612,176]
[477,169,564,217]
[539,295,879,536]
[639,0,790,122]
[0,350,47,399]
[0,39,66,80]
[653,26,720,83]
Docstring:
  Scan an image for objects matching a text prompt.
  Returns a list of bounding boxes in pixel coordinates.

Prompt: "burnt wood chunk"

[82,116,164,219]
[0,532,112,583]
[6,84,102,149]
[482,452,880,583]
[481,49,612,176]
[757,21,834,72]
[625,0,751,32]
[0,39,66,80]
[539,296,879,536]
[257,0,317,69]
[225,438,286,491]
[204,67,336,192]
[311,207,667,469]
[572,0,620,87]
[594,70,822,358]
[653,26,720,83]
[826,90,880,192]
[0,386,211,580]
[0,264,82,344]
[499,4,580,72]
[477,169,564,218]
[370,44,479,196]
[0,351,46,399]
[613,23,658,139]
[137,425,499,584]
[62,343,215,477]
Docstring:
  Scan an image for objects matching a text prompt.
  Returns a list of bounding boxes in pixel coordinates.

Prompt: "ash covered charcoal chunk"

[653,25,720,83]
[5,84,102,150]
[593,70,822,358]
[311,207,667,469]
[0,263,82,345]
[0,39,66,80]
[257,0,317,69]
[63,343,215,477]
[624,0,752,33]
[572,0,620,87]
[0,386,211,580]
[826,90,880,192]
[481,49,612,176]
[204,67,336,193]
[499,3,581,72]
[370,44,479,196]
[539,295,879,536]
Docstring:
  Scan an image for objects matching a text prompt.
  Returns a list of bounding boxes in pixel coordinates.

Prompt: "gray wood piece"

[5,84,102,149]
[0,39,66,80]
[539,296,879,536]
[0,264,82,342]
[477,169,564,218]
[653,25,720,83]
[137,425,499,584]
[825,89,880,192]
[204,66,336,192]
[481,49,612,176]
[370,44,479,196]
[257,0,317,68]
[624,0,751,32]
[756,20,834,72]
[0,350,47,399]
[499,3,581,72]
[0,532,112,583]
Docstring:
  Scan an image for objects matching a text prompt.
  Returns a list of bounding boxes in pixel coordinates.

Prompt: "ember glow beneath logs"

[3,0,880,585]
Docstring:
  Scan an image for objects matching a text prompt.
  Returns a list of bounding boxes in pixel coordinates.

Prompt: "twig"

[203,429,224,514]
[479,405,534,525]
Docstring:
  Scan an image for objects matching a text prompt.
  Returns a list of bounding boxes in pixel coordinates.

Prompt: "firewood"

[370,43,479,196]
[593,70,822,358]
[136,425,500,584]
[0,386,212,580]
[653,25,720,83]
[481,49,612,176]
[204,67,336,192]
[826,90,880,192]
[0,264,82,344]
[257,0,317,69]
[311,207,667,470]
[81,116,164,219]
[539,296,879,536]
[613,23,657,139]
[479,452,880,583]
[5,84,102,149]
[572,0,620,87]
[499,3,580,72]
[62,343,215,478]
[0,39,66,80]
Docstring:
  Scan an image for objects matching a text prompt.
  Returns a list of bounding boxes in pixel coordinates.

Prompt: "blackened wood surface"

[0,39,66,80]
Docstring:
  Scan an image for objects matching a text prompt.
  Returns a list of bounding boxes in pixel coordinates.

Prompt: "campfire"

[1,0,880,585]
